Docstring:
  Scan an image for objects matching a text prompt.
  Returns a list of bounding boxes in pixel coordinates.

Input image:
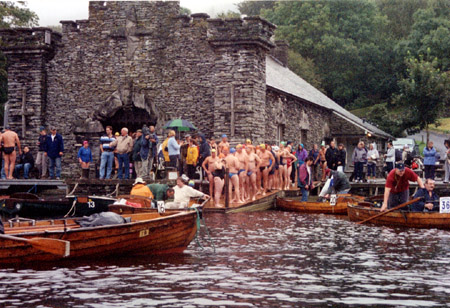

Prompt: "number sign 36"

[440,197,450,214]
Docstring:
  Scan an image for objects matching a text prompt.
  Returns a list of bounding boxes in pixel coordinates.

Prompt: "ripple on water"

[0,211,449,307]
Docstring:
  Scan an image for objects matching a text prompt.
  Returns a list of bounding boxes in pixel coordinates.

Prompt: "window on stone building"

[301,129,308,145]
[277,124,284,144]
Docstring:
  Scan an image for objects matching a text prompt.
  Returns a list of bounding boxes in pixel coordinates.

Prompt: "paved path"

[408,130,449,156]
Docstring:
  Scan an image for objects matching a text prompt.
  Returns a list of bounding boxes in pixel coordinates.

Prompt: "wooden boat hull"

[276,195,362,215]
[0,211,198,265]
[348,203,450,229]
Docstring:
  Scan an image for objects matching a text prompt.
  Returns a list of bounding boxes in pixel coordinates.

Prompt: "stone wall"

[265,88,332,149]
[1,1,276,177]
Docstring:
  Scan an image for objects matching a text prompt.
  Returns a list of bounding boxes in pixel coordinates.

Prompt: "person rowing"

[380,162,424,212]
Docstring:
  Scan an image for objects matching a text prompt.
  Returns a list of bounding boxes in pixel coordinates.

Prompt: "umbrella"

[163,119,197,132]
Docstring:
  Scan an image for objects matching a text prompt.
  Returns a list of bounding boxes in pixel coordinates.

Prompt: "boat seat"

[8,217,36,228]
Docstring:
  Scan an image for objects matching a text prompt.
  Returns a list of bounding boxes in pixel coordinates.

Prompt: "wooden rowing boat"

[275,194,364,215]
[348,201,450,229]
[108,195,207,216]
[0,193,115,218]
[0,211,198,265]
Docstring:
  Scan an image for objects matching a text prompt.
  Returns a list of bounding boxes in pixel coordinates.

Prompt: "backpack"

[395,149,402,162]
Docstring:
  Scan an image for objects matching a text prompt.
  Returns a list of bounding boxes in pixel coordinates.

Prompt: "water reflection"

[1,211,450,307]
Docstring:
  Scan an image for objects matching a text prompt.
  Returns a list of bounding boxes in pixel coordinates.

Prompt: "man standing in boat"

[410,179,439,212]
[380,162,424,211]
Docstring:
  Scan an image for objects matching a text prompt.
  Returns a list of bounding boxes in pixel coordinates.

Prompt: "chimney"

[271,40,289,67]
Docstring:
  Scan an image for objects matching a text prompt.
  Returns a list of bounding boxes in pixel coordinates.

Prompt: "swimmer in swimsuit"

[258,144,275,196]
[281,144,297,190]
[225,147,243,203]
[235,144,249,201]
[1,128,21,179]
[202,149,220,197]
[246,145,260,201]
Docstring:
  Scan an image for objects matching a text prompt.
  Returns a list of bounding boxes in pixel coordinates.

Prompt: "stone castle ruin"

[0,1,390,177]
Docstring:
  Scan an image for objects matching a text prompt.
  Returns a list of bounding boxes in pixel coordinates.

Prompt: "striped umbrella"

[162,119,197,132]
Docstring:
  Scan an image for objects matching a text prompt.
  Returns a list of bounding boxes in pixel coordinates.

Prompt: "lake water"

[1,211,450,307]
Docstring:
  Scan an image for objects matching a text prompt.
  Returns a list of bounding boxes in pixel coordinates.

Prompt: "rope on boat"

[193,203,216,254]
[27,184,37,194]
[64,197,77,218]
[67,183,79,196]
[107,183,120,197]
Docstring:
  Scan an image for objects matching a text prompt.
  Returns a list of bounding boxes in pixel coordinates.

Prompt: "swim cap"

[230,148,236,154]
[246,139,252,144]
[236,144,243,149]
[211,149,216,152]
[188,180,195,187]
[222,134,227,138]
[300,143,304,148]
[273,146,279,151]
[260,144,266,149]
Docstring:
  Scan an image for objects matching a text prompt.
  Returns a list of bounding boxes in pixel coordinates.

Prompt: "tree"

[394,52,450,142]
[236,1,275,16]
[0,2,39,124]
[287,50,324,92]
[262,0,395,108]
[216,10,241,19]
[180,7,191,16]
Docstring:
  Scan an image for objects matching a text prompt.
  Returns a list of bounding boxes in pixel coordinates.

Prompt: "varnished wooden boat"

[109,195,207,216]
[276,194,364,215]
[0,210,198,265]
[348,201,450,229]
[0,192,115,218]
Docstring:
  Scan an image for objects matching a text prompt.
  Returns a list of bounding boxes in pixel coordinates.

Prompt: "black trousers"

[424,165,435,180]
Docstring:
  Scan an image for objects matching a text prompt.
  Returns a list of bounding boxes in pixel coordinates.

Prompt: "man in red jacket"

[381,162,424,211]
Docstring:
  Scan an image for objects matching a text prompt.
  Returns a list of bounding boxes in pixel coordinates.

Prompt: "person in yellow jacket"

[162,135,170,166]
[130,177,154,198]
[186,139,199,179]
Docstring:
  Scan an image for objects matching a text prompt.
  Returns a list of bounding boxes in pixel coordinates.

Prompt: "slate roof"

[265,56,392,139]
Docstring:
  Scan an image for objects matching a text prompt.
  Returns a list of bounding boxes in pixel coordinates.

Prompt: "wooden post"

[230,85,235,137]
[224,168,229,208]
[21,87,26,138]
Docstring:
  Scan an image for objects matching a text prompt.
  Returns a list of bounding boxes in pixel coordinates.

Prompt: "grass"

[429,117,450,134]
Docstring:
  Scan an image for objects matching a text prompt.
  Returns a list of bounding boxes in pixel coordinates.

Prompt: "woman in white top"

[367,143,379,182]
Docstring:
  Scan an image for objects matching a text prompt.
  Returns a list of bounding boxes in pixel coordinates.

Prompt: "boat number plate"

[440,197,450,213]
[88,199,95,208]
[139,229,150,237]
[330,194,337,206]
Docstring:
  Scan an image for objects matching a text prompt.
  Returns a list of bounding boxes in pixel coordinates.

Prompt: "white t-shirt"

[173,185,204,204]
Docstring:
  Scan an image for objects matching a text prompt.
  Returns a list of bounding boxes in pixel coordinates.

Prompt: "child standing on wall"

[78,141,92,179]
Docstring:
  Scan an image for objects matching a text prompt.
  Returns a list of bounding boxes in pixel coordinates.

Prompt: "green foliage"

[180,7,191,16]
[0,2,38,28]
[287,50,324,92]
[216,11,241,19]
[262,0,396,108]
[236,1,275,16]
[394,53,450,133]
[366,104,406,137]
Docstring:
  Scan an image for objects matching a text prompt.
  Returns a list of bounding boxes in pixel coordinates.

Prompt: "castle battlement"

[0,27,60,55]
[207,16,276,51]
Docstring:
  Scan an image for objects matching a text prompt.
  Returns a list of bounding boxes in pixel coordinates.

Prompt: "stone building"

[0,1,391,177]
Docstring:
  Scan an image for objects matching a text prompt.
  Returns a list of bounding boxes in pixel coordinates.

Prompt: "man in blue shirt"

[411,179,439,212]
[99,126,115,179]
[45,126,64,179]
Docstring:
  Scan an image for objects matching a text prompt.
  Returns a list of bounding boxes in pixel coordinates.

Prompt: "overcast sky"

[25,0,239,27]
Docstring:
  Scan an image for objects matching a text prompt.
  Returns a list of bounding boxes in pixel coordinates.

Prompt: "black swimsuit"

[213,167,225,180]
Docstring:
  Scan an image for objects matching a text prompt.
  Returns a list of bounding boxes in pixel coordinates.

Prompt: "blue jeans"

[14,163,31,179]
[117,153,130,179]
[355,162,364,180]
[300,186,309,201]
[99,151,114,179]
[367,163,376,177]
[49,157,61,178]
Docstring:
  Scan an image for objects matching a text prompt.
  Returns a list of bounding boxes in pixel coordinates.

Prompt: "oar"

[0,234,70,257]
[356,197,422,225]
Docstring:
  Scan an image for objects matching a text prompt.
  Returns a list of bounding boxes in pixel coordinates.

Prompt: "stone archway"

[101,106,156,134]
